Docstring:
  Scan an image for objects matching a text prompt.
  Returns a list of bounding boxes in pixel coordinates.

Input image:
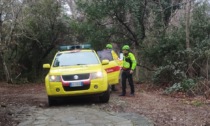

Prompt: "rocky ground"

[0,82,210,126]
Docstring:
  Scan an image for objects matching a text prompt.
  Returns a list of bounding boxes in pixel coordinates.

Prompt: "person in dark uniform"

[119,45,137,96]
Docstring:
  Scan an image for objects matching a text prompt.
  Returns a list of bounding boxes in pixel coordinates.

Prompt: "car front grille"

[62,73,90,81]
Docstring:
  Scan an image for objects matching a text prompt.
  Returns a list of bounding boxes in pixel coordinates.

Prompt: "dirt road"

[0,82,210,126]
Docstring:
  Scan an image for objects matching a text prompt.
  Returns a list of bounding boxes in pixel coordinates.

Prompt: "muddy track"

[0,83,210,126]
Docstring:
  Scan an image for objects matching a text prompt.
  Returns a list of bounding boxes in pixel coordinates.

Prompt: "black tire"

[48,96,56,106]
[99,87,110,103]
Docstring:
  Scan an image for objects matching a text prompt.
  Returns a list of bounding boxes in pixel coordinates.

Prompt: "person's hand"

[130,70,133,74]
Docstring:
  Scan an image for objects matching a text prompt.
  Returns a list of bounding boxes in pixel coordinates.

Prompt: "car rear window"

[53,51,100,67]
[97,49,113,61]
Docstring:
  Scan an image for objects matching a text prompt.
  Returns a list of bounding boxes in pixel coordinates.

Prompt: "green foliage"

[145,30,186,66]
[75,0,127,48]
[164,83,182,94]
[181,79,196,91]
[191,1,210,44]
[1,0,210,88]
[18,2,53,79]
[165,79,196,94]
[70,21,115,50]
[153,62,186,85]
[144,1,210,88]
[12,0,70,81]
[75,0,153,47]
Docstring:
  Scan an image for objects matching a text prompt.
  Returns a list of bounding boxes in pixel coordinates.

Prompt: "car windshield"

[53,51,100,67]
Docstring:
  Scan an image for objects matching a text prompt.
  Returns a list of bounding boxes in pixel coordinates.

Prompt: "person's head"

[106,44,112,49]
[122,45,130,55]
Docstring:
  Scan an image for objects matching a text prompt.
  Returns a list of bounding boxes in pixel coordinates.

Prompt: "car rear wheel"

[48,96,56,106]
[99,87,110,103]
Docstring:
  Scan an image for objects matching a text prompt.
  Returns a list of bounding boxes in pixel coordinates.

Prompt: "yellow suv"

[43,44,121,105]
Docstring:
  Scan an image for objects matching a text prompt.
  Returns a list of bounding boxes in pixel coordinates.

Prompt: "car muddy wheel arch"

[48,96,57,106]
[99,86,110,103]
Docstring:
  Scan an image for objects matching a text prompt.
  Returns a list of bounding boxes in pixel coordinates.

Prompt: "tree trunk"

[186,0,191,50]
[0,53,12,83]
[0,12,2,43]
[207,55,209,81]
[133,46,140,83]
[185,0,193,77]
[0,13,11,82]
[65,0,77,19]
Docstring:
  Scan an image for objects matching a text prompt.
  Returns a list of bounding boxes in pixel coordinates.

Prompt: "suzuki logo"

[74,75,79,80]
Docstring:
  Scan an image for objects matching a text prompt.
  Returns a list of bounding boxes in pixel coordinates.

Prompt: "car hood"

[49,64,102,75]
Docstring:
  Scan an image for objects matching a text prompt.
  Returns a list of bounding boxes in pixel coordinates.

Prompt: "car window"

[119,53,123,60]
[97,49,113,61]
[53,51,100,67]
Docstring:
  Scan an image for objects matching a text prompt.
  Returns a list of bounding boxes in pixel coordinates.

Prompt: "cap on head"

[122,45,130,50]
[106,44,112,49]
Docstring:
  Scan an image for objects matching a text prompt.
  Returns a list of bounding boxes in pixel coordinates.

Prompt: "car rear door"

[97,50,121,85]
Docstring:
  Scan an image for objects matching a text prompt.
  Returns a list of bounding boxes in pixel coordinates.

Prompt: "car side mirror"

[43,64,50,68]
[101,60,109,65]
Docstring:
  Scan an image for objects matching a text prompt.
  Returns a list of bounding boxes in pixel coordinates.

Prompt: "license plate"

[70,82,83,87]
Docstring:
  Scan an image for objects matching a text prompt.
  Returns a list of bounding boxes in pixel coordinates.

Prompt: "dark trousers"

[121,70,134,94]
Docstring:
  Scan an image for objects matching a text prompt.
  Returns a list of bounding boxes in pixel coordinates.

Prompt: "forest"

[0,0,210,96]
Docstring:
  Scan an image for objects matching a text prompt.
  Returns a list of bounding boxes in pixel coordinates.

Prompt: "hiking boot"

[111,85,118,91]
[112,88,118,91]
[130,93,135,97]
[119,93,126,96]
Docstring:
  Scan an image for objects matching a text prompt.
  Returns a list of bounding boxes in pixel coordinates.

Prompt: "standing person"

[105,44,118,91]
[119,45,137,96]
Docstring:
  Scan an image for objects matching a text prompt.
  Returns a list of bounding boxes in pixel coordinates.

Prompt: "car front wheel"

[99,87,110,103]
[48,96,56,106]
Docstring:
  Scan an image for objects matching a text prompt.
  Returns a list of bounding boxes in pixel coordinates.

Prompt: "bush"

[164,83,182,94]
[152,62,186,85]
[181,79,196,92]
[164,78,196,94]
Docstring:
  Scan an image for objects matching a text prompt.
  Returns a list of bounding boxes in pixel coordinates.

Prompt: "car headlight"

[49,75,61,82]
[90,71,103,79]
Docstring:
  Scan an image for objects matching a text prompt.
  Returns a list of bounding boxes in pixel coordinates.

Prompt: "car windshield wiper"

[59,64,87,66]
[75,64,87,65]
[60,65,69,67]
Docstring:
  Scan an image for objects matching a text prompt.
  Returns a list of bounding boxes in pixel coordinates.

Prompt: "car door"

[97,49,121,85]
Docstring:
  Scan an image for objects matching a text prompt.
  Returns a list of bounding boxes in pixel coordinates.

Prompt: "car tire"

[99,87,110,103]
[48,96,56,106]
